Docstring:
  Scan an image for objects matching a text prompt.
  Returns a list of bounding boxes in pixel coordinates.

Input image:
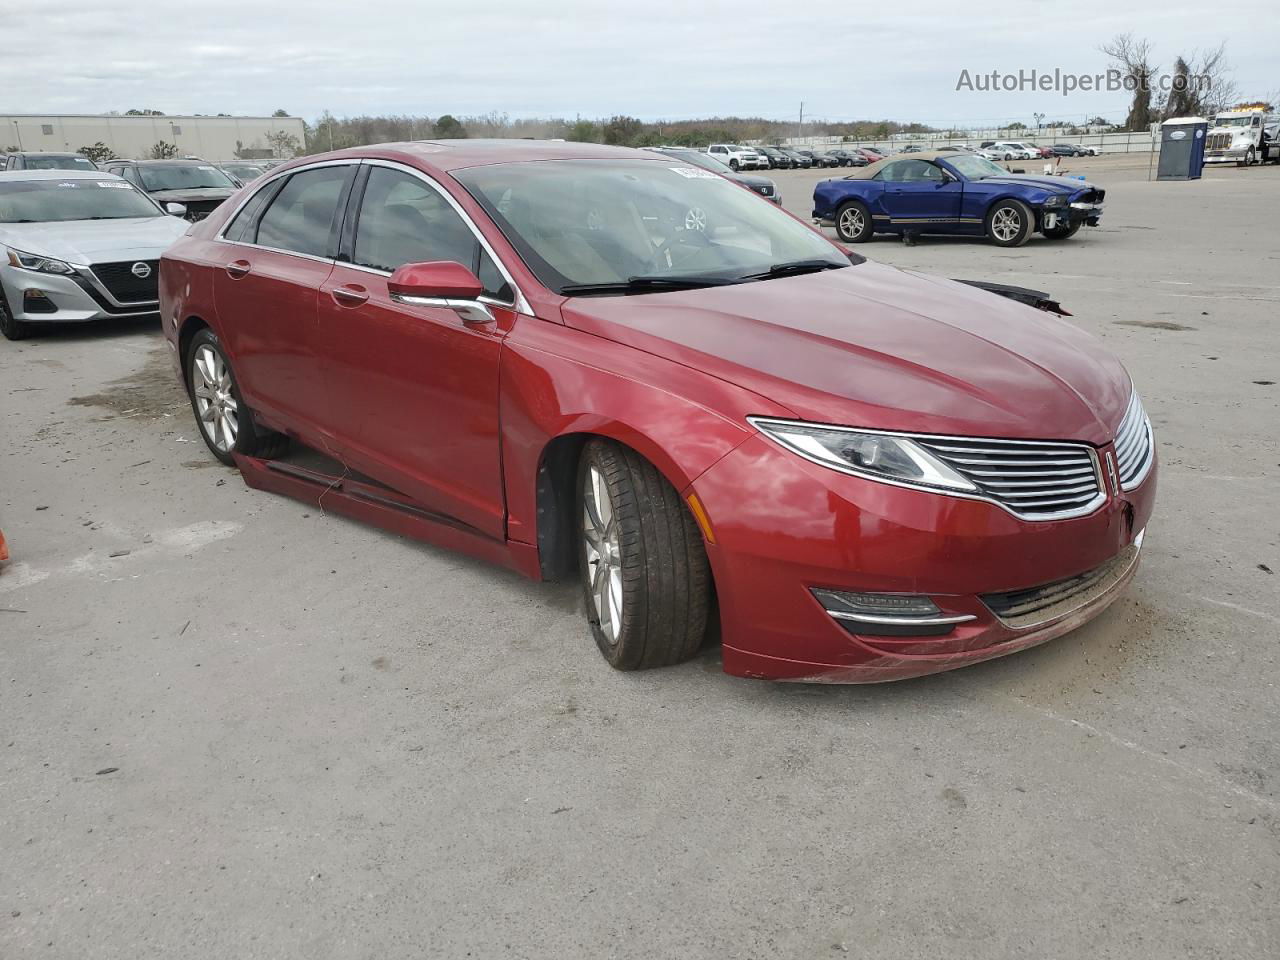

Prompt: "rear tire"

[185,328,289,466]
[577,439,710,671]
[0,286,32,341]
[985,199,1032,247]
[834,200,874,243]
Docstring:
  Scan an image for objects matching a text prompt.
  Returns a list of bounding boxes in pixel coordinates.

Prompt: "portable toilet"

[1157,117,1208,180]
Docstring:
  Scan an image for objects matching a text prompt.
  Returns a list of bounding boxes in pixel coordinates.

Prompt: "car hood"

[0,216,190,265]
[561,260,1130,446]
[976,174,1101,197]
[146,187,236,203]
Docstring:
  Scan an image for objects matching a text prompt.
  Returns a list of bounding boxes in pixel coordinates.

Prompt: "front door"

[317,164,517,540]
[212,163,353,443]
[879,159,963,227]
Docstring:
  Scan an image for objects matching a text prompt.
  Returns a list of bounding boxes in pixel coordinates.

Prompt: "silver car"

[0,170,190,340]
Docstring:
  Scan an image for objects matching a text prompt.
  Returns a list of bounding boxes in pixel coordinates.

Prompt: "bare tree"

[1101,33,1158,130]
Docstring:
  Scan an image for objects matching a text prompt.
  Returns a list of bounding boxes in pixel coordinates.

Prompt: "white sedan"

[0,170,190,340]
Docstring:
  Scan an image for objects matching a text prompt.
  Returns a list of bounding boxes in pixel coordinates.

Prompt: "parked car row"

[704,143,889,170]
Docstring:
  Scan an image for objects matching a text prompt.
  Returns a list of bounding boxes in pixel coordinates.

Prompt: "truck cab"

[1204,107,1276,166]
[706,144,762,171]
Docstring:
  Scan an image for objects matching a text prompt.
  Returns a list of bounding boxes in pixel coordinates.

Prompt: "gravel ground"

[2,154,1278,959]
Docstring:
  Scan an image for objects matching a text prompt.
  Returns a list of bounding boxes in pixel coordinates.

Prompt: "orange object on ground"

[0,529,8,564]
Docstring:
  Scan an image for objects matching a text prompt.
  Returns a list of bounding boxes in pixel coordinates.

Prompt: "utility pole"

[12,120,22,151]
[797,102,804,145]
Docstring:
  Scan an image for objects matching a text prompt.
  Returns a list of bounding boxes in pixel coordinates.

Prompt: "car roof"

[841,149,966,179]
[0,169,124,181]
[264,139,667,176]
[11,151,86,157]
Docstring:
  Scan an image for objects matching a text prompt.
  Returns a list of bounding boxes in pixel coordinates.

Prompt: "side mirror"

[165,202,187,217]
[388,261,493,325]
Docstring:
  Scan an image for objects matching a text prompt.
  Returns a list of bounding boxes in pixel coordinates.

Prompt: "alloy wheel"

[685,207,708,231]
[991,207,1022,242]
[191,344,239,454]
[839,206,865,238]
[583,465,623,644]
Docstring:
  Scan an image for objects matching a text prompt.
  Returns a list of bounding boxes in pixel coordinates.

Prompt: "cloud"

[0,0,1270,125]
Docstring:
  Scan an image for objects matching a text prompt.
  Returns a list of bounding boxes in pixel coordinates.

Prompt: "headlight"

[749,417,976,493]
[6,248,76,276]
[1043,195,1065,207]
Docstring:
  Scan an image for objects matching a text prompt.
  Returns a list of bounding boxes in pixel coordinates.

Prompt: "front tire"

[577,439,710,671]
[185,328,289,466]
[0,286,32,341]
[985,199,1032,247]
[834,200,874,243]
[729,159,740,171]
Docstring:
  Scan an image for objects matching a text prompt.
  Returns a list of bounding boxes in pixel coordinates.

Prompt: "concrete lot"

[2,154,1278,959]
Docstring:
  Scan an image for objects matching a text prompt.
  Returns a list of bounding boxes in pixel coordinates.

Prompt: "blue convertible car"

[812,150,1105,247]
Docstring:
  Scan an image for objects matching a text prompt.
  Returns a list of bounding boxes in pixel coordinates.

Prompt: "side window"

[223,179,281,243]
[880,160,941,182]
[476,249,514,303]
[352,168,513,302]
[255,166,350,257]
[353,167,478,273]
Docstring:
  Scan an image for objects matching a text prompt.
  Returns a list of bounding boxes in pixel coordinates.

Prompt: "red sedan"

[160,141,1155,683]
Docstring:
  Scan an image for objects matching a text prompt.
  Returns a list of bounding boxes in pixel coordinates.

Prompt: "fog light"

[811,588,976,637]
[22,290,57,314]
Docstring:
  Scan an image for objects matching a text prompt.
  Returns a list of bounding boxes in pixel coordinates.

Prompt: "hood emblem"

[131,262,152,279]
[1105,451,1118,493]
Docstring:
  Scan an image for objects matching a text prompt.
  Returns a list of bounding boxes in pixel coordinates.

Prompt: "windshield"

[943,155,1009,179]
[137,163,236,192]
[0,179,162,223]
[671,151,733,174]
[25,155,97,171]
[1214,116,1253,127]
[455,159,848,295]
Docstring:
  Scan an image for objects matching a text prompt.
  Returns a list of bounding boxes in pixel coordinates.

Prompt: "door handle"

[225,260,251,279]
[331,285,369,307]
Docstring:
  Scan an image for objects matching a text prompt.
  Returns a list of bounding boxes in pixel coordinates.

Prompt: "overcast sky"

[2,0,1274,125]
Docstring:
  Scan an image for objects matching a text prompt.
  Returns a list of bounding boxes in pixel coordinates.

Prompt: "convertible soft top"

[841,149,958,179]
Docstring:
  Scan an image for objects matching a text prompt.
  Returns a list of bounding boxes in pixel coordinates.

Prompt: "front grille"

[914,436,1104,520]
[982,536,1141,629]
[1113,391,1153,490]
[90,261,159,304]
[182,199,225,222]
[1206,132,1230,150]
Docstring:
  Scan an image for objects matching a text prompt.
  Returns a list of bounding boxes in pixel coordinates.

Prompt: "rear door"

[316,162,518,539]
[879,159,962,226]
[211,162,355,443]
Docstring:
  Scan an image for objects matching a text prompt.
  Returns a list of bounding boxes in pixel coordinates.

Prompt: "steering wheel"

[650,222,714,270]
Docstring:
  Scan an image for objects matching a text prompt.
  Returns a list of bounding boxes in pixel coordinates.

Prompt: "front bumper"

[1043,202,1104,230]
[0,263,160,323]
[689,433,1156,682]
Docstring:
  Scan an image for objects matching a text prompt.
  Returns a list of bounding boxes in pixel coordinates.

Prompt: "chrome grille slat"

[1113,391,1154,490]
[996,482,1100,498]
[965,466,1095,478]
[945,456,1094,467]
[915,435,1103,520]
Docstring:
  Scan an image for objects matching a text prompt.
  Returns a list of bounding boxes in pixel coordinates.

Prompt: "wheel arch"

[530,421,724,582]
[176,315,211,387]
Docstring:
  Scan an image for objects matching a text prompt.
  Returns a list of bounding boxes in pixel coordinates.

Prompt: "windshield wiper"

[560,275,745,296]
[740,259,847,280]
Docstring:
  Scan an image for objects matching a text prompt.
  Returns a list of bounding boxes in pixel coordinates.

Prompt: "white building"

[1,114,308,162]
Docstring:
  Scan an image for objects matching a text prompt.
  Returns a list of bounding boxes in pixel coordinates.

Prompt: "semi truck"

[1203,105,1277,166]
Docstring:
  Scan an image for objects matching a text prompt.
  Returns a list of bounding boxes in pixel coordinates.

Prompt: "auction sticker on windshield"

[668,166,720,179]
